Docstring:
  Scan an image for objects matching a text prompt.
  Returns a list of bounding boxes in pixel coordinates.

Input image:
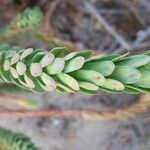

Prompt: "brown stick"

[0,109,82,117]
[0,93,149,121]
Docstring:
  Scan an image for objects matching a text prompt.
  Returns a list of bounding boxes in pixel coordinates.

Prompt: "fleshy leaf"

[71,70,105,86]
[80,88,98,95]
[117,55,150,68]
[110,66,141,84]
[39,72,57,91]
[83,61,115,76]
[124,86,141,94]
[112,52,129,62]
[64,50,91,61]
[144,50,150,56]
[56,72,79,91]
[63,56,85,73]
[101,78,125,91]
[134,69,150,88]
[46,58,65,75]
[85,54,120,63]
[142,63,150,71]
[50,47,67,57]
[78,81,99,91]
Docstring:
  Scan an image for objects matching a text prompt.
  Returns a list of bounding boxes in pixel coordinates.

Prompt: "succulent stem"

[0,44,149,94]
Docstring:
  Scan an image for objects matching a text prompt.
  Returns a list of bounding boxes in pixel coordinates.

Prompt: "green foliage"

[0,44,149,94]
[0,127,38,150]
[0,7,43,39]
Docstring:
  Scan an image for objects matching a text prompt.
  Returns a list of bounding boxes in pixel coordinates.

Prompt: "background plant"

[0,127,38,150]
[0,6,43,40]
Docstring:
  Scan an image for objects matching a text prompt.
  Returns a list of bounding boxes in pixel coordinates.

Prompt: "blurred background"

[0,0,150,150]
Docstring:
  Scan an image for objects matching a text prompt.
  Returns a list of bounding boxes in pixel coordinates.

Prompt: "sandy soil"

[0,92,150,150]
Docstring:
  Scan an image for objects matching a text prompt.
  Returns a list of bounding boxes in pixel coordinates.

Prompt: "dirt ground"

[0,0,150,150]
[0,92,150,150]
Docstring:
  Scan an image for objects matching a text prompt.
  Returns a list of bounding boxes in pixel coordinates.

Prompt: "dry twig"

[84,1,131,50]
[0,94,149,121]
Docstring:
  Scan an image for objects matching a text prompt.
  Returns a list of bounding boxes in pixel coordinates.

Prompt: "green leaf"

[18,75,32,89]
[16,61,27,75]
[144,50,150,56]
[39,72,57,91]
[40,53,54,67]
[27,74,44,93]
[56,86,67,94]
[20,48,33,60]
[57,83,75,93]
[112,52,129,62]
[10,67,19,79]
[80,88,98,95]
[46,58,65,75]
[83,61,115,76]
[85,54,120,63]
[101,78,125,91]
[30,63,42,77]
[134,69,150,88]
[125,85,149,94]
[56,72,79,91]
[0,68,12,82]
[78,81,99,91]
[71,69,105,86]
[36,78,52,92]
[64,50,91,61]
[117,55,150,68]
[99,87,122,94]
[0,60,12,82]
[31,51,48,63]
[142,63,150,71]
[124,86,140,94]
[23,49,43,65]
[10,53,20,65]
[110,66,141,84]
[24,74,35,88]
[5,50,16,59]
[10,75,31,91]
[50,47,67,57]
[63,56,85,73]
